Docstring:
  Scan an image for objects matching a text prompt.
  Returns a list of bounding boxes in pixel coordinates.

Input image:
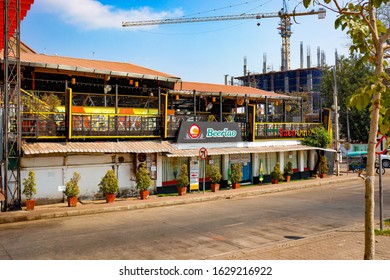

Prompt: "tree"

[320,56,373,142]
[301,126,331,173]
[304,0,390,260]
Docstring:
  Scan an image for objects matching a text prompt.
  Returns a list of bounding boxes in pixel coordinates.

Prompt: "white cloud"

[35,0,183,30]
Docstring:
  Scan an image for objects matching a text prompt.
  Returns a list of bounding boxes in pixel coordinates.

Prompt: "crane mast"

[122,8,326,71]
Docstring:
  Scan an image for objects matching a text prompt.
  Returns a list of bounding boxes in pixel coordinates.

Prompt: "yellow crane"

[122,2,326,71]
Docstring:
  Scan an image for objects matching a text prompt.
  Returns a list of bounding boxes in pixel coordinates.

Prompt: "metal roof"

[165,144,333,157]
[15,52,181,83]
[22,141,176,156]
[172,81,298,100]
[22,141,335,157]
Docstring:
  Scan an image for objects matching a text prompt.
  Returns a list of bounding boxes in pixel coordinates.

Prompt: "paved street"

[0,171,389,260]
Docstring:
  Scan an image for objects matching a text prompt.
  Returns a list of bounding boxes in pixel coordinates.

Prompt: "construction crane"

[122,2,326,71]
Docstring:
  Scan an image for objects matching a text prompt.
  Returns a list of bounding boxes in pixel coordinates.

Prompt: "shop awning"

[165,145,335,157]
[22,141,176,155]
[0,0,35,51]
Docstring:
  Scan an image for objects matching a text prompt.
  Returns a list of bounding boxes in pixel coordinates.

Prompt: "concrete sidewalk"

[1,171,389,260]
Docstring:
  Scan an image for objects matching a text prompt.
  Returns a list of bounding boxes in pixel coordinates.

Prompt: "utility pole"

[332,66,340,176]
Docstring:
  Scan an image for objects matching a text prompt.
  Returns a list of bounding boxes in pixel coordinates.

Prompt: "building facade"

[1,48,328,205]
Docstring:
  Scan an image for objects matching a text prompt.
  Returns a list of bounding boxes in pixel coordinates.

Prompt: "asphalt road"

[0,176,389,260]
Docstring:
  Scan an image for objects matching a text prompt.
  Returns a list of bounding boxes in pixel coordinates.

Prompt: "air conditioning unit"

[135,153,147,170]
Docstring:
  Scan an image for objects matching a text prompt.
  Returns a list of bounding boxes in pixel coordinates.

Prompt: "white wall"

[21,153,135,201]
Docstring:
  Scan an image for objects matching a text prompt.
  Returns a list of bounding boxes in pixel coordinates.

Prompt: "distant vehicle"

[380,153,390,168]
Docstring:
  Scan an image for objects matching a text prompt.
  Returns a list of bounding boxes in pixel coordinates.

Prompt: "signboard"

[177,121,242,143]
[189,159,199,191]
[199,147,208,159]
[376,134,388,155]
[230,154,241,164]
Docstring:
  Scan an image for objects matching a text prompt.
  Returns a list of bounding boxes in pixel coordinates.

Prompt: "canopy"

[0,0,34,50]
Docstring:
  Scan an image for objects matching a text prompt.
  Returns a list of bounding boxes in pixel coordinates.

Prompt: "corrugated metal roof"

[22,142,335,157]
[172,81,297,99]
[15,52,181,83]
[165,145,333,157]
[22,141,176,156]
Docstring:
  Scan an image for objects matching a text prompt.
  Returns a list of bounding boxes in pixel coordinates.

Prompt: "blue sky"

[21,0,349,84]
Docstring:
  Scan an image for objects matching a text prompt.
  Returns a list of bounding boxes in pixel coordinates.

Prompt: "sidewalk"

[1,171,389,260]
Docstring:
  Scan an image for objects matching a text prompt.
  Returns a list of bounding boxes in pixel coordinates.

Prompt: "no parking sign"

[376,134,388,155]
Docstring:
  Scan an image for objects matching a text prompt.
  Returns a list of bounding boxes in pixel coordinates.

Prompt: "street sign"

[199,147,208,159]
[376,134,388,155]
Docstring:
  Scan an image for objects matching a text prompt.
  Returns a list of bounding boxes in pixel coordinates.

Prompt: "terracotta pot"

[105,193,116,203]
[177,186,187,196]
[26,199,35,211]
[232,183,240,189]
[139,190,150,200]
[210,183,220,192]
[285,175,291,182]
[319,174,327,178]
[67,196,78,207]
[271,179,279,184]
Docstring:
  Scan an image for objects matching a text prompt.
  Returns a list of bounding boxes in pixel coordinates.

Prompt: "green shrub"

[64,172,81,197]
[177,164,189,188]
[207,164,222,184]
[136,163,152,191]
[99,169,119,194]
[22,170,37,200]
[270,162,284,181]
[230,163,243,184]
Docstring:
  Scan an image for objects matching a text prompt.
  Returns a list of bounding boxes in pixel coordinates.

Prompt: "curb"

[0,175,360,225]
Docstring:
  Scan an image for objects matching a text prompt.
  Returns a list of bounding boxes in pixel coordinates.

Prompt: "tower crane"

[122,2,326,71]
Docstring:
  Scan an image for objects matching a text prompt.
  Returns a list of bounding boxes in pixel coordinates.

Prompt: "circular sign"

[344,142,351,151]
[376,134,388,155]
[188,124,201,139]
[199,147,208,159]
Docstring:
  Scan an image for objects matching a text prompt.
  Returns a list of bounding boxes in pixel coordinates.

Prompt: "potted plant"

[230,163,243,189]
[177,163,189,196]
[64,172,80,207]
[136,163,152,200]
[99,169,119,203]
[283,161,293,182]
[22,170,37,211]
[318,155,329,178]
[207,164,222,192]
[270,162,284,184]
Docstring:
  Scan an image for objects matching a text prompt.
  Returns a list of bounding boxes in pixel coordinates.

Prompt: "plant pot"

[139,190,150,200]
[177,186,187,196]
[105,193,116,203]
[319,174,327,178]
[26,199,35,211]
[67,196,78,207]
[232,183,240,189]
[210,183,220,192]
[285,175,291,182]
[271,179,279,184]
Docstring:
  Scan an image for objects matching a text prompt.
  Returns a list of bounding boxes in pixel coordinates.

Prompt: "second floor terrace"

[6,80,322,143]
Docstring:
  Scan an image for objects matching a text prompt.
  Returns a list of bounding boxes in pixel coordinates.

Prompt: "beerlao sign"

[177,122,242,143]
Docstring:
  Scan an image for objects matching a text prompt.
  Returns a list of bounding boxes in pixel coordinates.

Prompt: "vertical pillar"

[279,152,284,172]
[222,155,229,181]
[309,150,316,171]
[252,153,259,177]
[156,154,163,188]
[299,150,305,172]
[219,91,223,122]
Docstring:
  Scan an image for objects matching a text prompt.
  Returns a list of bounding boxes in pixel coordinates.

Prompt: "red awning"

[0,0,34,50]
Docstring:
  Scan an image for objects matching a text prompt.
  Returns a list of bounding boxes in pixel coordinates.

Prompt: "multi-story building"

[1,46,326,205]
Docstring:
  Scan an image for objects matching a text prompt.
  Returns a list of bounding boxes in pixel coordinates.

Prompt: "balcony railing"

[71,113,161,138]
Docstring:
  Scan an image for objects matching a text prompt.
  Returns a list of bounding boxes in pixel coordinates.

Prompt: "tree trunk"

[364,11,384,259]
